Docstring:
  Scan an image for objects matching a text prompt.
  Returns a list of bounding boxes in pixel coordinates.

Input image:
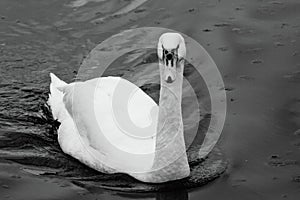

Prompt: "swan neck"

[158,64,183,124]
[147,61,189,182]
[152,61,188,165]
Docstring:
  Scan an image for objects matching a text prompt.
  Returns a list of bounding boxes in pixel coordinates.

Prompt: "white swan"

[48,33,190,183]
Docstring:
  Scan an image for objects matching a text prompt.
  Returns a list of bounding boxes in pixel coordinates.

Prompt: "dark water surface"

[0,0,299,199]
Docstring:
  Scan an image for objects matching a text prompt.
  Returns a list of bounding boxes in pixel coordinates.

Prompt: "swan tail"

[48,73,68,122]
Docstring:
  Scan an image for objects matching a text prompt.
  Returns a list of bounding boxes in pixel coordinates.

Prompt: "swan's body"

[48,33,190,183]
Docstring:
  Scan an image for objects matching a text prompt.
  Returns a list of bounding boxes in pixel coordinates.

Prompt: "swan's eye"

[176,57,184,67]
[164,50,168,55]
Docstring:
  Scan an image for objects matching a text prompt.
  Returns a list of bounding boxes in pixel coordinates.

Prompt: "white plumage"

[48,33,190,183]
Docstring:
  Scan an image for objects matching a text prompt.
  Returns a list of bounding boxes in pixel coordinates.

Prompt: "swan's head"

[157,32,186,84]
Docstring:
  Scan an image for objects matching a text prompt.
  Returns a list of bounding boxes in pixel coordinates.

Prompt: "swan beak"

[162,45,180,84]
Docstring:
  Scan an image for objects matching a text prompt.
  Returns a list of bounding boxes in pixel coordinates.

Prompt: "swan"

[48,32,190,183]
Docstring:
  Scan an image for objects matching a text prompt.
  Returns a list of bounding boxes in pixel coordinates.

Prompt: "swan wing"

[59,76,158,172]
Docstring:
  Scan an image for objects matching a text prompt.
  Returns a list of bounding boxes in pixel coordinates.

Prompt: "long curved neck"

[156,68,183,142]
[150,62,190,182]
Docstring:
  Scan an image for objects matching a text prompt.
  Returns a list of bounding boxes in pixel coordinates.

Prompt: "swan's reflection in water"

[156,188,188,200]
[113,185,188,200]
